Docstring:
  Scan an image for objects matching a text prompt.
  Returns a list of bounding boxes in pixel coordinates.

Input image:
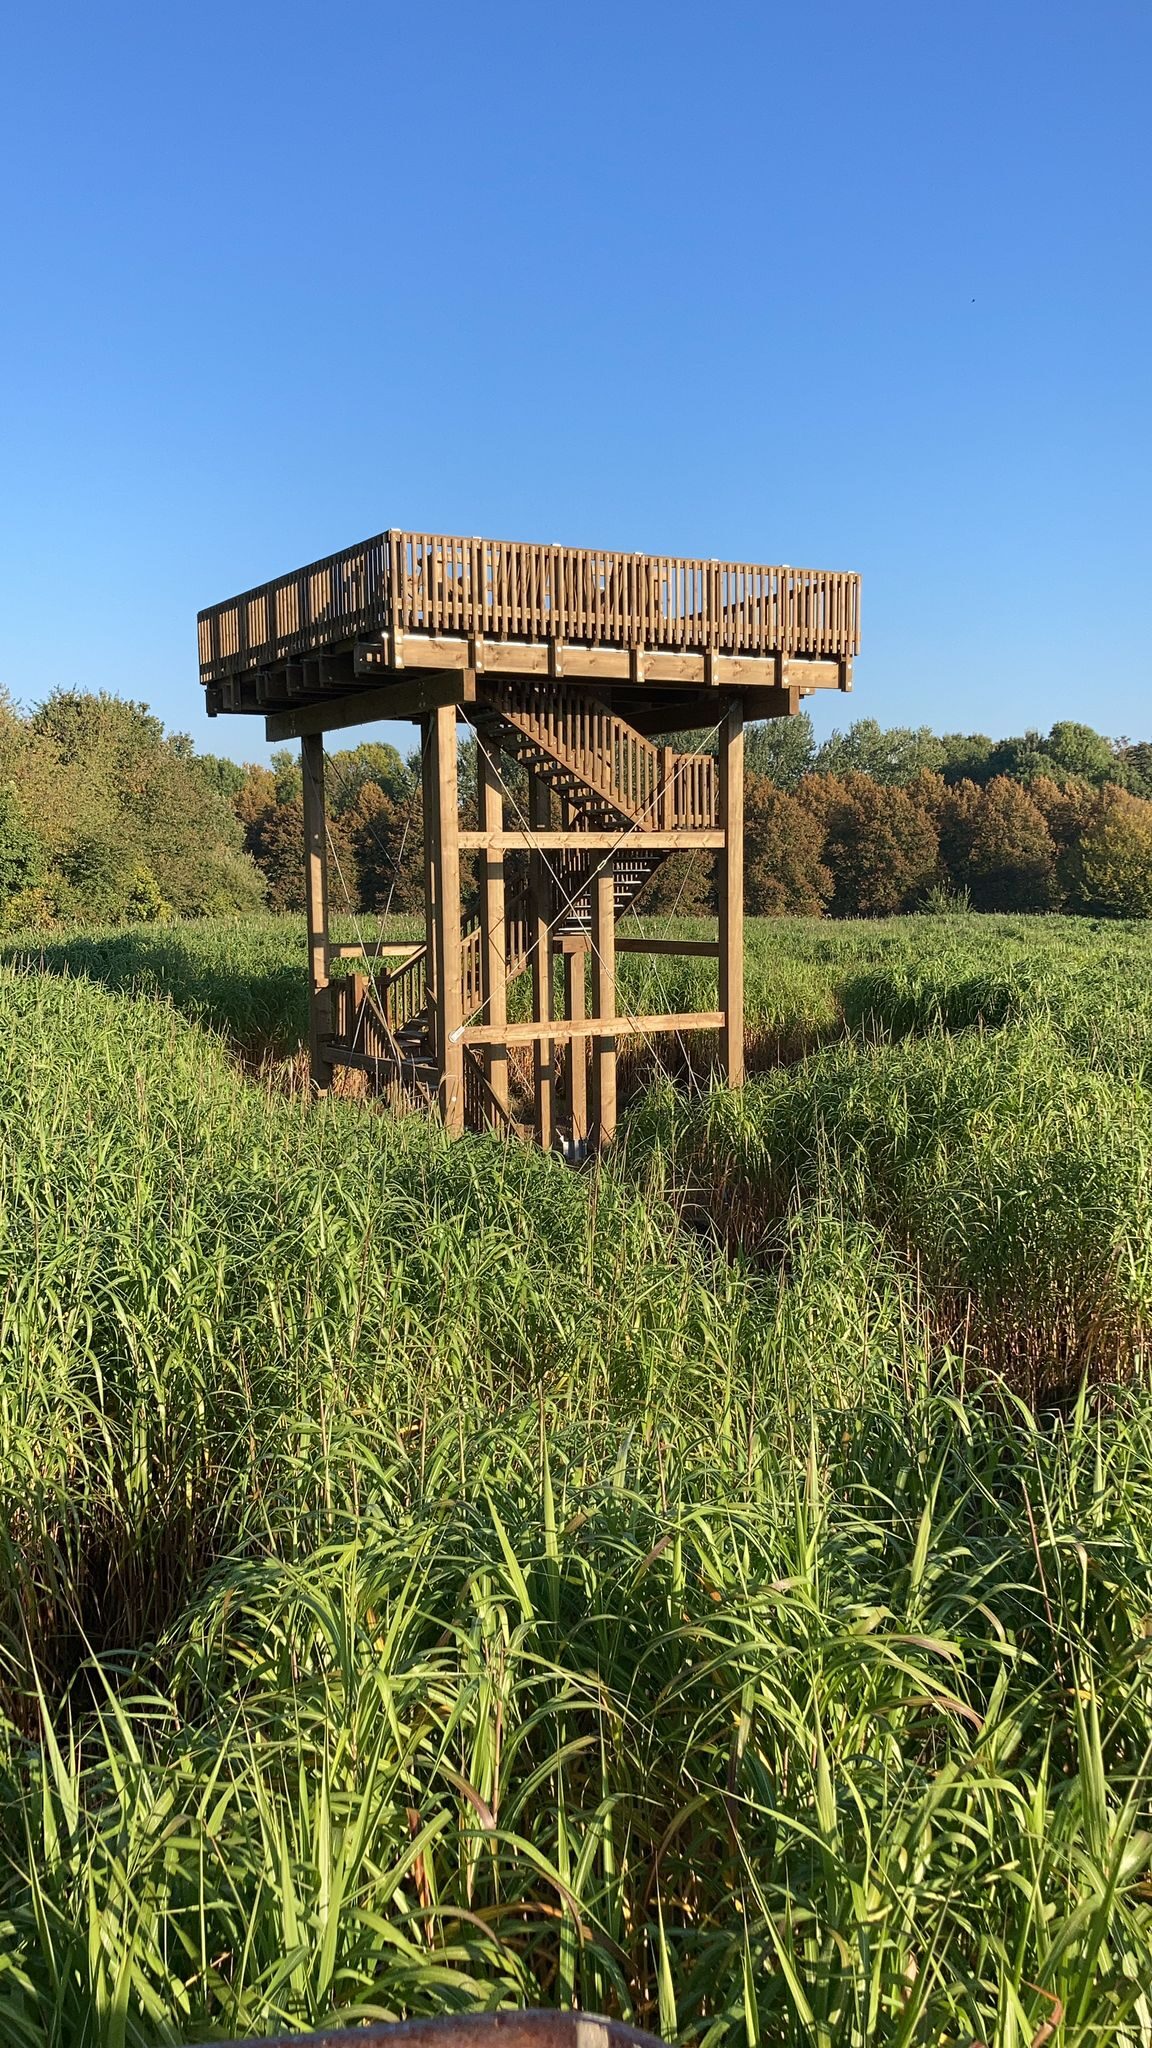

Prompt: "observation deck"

[198,528,859,740]
[195,526,862,1149]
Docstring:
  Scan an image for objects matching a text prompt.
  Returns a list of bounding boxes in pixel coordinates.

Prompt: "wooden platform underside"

[216,638,848,736]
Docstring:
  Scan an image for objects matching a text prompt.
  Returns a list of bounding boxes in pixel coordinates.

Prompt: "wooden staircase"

[328,684,717,1128]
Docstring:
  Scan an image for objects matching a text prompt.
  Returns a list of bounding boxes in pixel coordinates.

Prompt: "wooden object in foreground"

[197,526,860,1150]
[196,2009,667,2048]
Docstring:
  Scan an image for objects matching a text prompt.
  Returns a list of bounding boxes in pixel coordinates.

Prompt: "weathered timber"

[529,773,555,1149]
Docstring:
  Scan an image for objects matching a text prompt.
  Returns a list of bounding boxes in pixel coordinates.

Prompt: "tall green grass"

[1,923,1152,2044]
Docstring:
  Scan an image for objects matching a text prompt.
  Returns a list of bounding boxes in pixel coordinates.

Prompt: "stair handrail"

[484,681,717,829]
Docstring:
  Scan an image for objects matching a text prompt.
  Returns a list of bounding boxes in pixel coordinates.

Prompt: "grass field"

[1,914,1151,2047]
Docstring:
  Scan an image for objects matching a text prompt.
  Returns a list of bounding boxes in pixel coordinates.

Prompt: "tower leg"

[421,717,439,1063]
[719,697,744,1087]
[591,856,617,1148]
[300,732,332,1095]
[529,772,555,1148]
[478,745,509,1119]
[430,704,464,1133]
[562,940,589,1154]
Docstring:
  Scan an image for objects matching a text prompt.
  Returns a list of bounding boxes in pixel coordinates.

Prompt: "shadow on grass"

[1,927,309,1058]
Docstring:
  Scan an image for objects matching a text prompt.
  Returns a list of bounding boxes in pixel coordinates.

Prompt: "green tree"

[744,712,815,790]
[939,733,995,785]
[245,796,360,913]
[814,719,945,785]
[23,691,263,922]
[0,784,43,910]
[191,753,250,802]
[326,740,412,813]
[632,849,713,917]
[1116,740,1152,800]
[1040,721,1121,786]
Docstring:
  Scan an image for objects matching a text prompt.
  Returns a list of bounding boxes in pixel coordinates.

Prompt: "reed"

[1,921,1151,2045]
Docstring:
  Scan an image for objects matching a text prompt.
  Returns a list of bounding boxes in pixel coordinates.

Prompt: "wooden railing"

[331,892,532,1054]
[198,530,860,683]
[463,1046,520,1136]
[384,945,429,1032]
[487,682,717,830]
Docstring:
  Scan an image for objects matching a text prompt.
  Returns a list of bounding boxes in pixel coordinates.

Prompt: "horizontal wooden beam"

[458,829,724,851]
[451,1011,725,1047]
[614,936,720,956]
[329,942,423,961]
[356,634,844,692]
[265,671,476,740]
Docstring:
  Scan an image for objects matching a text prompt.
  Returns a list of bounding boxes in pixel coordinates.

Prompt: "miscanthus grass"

[0,936,1150,2044]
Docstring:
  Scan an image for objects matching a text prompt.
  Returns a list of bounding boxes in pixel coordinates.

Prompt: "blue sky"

[2,0,1149,766]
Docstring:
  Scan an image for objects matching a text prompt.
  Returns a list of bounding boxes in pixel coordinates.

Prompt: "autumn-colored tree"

[233,764,280,833]
[935,778,982,892]
[631,850,712,917]
[961,777,1058,911]
[797,772,938,916]
[1027,774,1097,905]
[744,772,831,915]
[345,781,426,913]
[1067,786,1152,918]
[243,797,359,912]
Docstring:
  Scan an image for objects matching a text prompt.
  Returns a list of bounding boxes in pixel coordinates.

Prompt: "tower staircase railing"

[328,688,718,1106]
[479,681,716,830]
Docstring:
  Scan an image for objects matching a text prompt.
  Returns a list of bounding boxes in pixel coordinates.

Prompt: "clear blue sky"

[2,0,1149,766]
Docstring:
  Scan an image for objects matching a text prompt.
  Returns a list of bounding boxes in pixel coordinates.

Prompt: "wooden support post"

[660,745,675,830]
[431,703,464,1133]
[562,945,588,1150]
[300,732,332,1094]
[478,745,508,1117]
[420,716,439,1061]
[591,856,617,1148]
[529,772,555,1149]
[718,697,744,1088]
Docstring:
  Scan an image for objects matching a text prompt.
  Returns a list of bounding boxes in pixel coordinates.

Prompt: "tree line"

[4,688,1152,925]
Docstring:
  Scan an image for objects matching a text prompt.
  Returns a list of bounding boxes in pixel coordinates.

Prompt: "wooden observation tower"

[198,530,860,1149]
